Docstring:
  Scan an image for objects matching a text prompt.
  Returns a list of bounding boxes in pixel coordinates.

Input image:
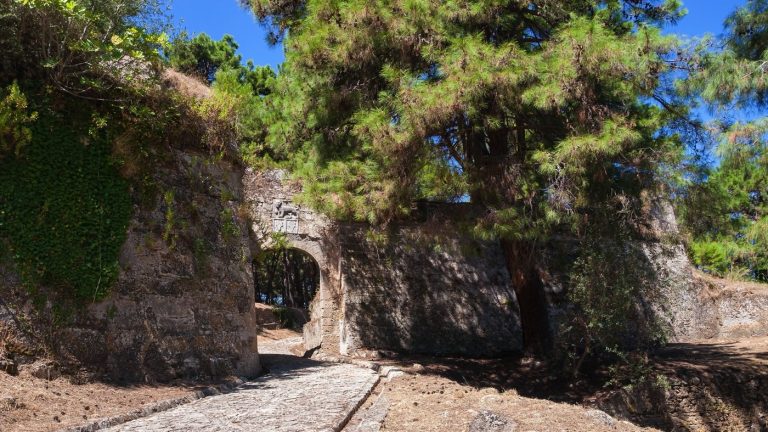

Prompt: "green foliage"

[167,33,242,83]
[0,82,38,159]
[690,240,733,276]
[0,109,132,303]
[220,207,241,241]
[675,1,768,282]
[725,0,768,61]
[162,190,177,248]
[191,66,276,163]
[271,306,296,329]
[686,114,768,284]
[246,0,684,236]
[166,32,276,95]
[1,0,169,97]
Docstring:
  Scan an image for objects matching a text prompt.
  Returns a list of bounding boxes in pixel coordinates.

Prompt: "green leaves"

[5,0,169,97]
[674,1,768,282]
[0,82,38,159]
[245,0,682,236]
[0,109,131,302]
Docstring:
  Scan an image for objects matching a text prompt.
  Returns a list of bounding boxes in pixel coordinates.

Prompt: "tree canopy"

[167,32,276,96]
[245,0,685,240]
[675,0,768,281]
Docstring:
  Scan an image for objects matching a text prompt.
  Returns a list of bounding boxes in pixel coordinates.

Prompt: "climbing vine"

[0,108,132,303]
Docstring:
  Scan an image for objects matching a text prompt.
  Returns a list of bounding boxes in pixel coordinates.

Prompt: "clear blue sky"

[165,0,748,72]
[669,0,746,37]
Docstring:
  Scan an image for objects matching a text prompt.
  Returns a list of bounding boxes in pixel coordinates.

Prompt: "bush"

[561,239,667,378]
[690,240,732,276]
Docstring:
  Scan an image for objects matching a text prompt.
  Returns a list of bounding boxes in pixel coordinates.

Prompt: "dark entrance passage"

[253,248,320,310]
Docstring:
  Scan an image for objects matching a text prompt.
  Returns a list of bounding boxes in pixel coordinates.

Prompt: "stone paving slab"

[103,354,379,432]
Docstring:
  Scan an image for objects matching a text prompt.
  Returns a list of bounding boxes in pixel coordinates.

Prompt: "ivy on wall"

[0,110,131,303]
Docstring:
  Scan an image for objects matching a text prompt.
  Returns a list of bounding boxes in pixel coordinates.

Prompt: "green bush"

[562,239,667,378]
[690,240,732,276]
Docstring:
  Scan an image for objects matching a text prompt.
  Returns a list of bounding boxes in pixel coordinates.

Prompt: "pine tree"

[677,0,768,281]
[245,1,684,230]
[244,0,686,350]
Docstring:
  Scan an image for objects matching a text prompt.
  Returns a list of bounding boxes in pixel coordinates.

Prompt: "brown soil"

[694,270,768,296]
[0,369,199,432]
[258,327,302,342]
[347,373,658,432]
[343,335,768,431]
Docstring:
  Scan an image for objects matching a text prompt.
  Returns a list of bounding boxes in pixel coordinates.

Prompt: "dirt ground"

[346,372,659,432]
[0,369,195,432]
[2,303,766,432]
[257,327,302,342]
[0,327,303,432]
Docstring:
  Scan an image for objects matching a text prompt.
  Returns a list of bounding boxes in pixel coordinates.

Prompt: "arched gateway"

[243,169,524,357]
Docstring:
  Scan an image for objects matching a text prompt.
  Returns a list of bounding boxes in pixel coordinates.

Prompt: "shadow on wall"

[341,220,524,357]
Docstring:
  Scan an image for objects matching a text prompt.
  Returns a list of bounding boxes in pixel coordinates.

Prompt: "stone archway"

[243,168,525,358]
[243,169,343,355]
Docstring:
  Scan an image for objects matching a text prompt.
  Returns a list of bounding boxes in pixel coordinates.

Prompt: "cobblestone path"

[103,341,379,432]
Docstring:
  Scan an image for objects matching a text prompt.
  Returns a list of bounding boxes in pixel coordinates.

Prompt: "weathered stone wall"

[73,150,259,382]
[632,197,768,342]
[241,169,342,355]
[339,218,524,356]
[538,195,768,347]
[1,149,261,382]
[532,196,698,349]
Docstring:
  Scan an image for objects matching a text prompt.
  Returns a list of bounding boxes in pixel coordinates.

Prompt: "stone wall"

[86,150,259,382]
[339,219,524,356]
[537,195,768,347]
[633,197,768,342]
[32,149,258,382]
[242,172,524,357]
[241,169,342,355]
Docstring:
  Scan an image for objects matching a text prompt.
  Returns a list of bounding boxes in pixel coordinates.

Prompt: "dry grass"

[162,69,211,100]
[693,269,768,295]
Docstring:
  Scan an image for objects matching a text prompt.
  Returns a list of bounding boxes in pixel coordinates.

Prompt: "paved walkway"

[103,340,379,432]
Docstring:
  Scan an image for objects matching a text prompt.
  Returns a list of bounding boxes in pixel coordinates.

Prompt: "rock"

[411,363,425,373]
[379,366,404,381]
[468,410,517,432]
[0,357,18,376]
[584,409,616,427]
[479,394,504,406]
[26,361,61,380]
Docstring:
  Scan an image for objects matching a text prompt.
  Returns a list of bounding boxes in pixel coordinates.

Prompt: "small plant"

[0,82,37,159]
[654,373,672,391]
[561,238,668,379]
[220,207,241,242]
[220,188,236,203]
[162,190,177,249]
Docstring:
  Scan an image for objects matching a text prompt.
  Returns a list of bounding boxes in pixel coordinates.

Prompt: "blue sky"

[165,0,284,71]
[165,0,749,72]
[670,0,746,38]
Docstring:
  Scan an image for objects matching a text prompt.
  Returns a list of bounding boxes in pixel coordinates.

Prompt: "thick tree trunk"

[501,239,551,354]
